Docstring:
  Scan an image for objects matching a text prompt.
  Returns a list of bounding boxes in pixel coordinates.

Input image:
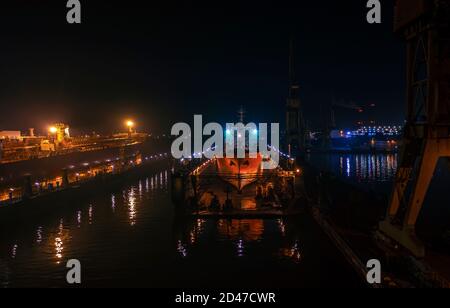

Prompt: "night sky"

[0,0,405,135]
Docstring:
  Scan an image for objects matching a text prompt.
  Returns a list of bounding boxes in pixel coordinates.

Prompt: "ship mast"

[285,38,305,155]
[238,106,245,123]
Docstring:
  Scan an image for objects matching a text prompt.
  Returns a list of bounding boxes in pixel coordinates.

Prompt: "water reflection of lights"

[111,195,116,213]
[346,157,351,177]
[217,219,264,242]
[88,205,93,225]
[11,244,18,259]
[77,211,82,227]
[52,219,68,264]
[376,156,381,179]
[189,231,196,244]
[236,239,244,257]
[138,180,143,197]
[197,219,205,229]
[36,227,43,244]
[128,188,137,226]
[177,240,188,258]
[277,219,286,237]
[371,156,376,179]
[49,219,71,264]
[280,240,302,263]
[189,219,206,245]
[337,154,398,182]
[290,241,302,262]
[164,171,168,188]
[55,237,63,263]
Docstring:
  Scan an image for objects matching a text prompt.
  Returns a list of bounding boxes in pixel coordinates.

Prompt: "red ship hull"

[216,154,262,191]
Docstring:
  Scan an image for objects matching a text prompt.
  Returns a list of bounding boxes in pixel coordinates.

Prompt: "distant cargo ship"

[0,134,167,188]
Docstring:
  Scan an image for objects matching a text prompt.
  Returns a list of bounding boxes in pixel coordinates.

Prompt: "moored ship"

[216,152,263,192]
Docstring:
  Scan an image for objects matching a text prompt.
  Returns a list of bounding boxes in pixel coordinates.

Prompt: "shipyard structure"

[0,122,170,203]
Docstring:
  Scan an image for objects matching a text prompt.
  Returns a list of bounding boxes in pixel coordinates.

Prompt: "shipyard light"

[49,126,58,134]
[126,120,134,128]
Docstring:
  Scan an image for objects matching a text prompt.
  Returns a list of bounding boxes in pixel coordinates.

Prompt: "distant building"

[0,131,22,140]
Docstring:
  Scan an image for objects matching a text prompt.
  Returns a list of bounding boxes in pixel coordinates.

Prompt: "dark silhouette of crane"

[285,39,306,157]
[379,0,450,258]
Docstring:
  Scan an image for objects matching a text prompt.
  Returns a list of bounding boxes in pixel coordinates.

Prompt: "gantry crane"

[379,0,450,257]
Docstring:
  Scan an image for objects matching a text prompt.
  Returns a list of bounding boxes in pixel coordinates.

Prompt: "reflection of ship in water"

[216,219,264,242]
[173,217,302,263]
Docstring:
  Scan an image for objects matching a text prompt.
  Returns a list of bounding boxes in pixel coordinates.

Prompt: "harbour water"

[306,153,399,193]
[0,166,362,288]
[307,153,450,250]
[1,153,449,287]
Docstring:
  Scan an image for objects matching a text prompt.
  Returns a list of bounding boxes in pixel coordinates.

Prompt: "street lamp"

[48,126,58,146]
[126,120,135,137]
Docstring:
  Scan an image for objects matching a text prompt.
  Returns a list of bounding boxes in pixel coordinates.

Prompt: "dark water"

[307,153,450,244]
[0,168,363,288]
[306,153,399,193]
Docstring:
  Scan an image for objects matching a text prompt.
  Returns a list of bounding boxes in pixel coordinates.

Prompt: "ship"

[215,108,265,192]
[0,125,170,191]
[216,152,263,192]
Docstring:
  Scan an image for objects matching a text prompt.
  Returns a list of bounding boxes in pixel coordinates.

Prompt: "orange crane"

[379,0,450,258]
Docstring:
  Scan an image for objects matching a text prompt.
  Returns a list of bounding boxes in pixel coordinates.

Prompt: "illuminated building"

[0,131,22,140]
[325,125,403,152]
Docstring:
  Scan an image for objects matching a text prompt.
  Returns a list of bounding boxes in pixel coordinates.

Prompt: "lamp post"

[48,126,58,147]
[126,120,135,138]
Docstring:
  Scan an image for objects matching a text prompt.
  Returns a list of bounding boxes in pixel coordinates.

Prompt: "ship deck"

[178,158,304,217]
